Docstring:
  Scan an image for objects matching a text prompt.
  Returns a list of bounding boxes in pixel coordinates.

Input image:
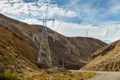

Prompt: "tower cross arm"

[38,19,55,22]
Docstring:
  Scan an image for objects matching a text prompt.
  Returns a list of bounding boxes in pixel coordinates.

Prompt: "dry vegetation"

[0,68,95,80]
[0,24,38,71]
[82,40,120,71]
[0,13,106,70]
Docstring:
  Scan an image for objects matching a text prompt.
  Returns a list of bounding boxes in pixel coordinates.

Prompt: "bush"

[0,69,18,80]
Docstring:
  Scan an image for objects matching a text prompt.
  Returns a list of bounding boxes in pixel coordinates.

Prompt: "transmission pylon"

[85,29,89,36]
[66,41,71,55]
[37,19,54,66]
[32,2,55,66]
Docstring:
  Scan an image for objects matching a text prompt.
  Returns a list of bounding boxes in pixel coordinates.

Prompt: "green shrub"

[0,69,18,80]
[24,74,33,80]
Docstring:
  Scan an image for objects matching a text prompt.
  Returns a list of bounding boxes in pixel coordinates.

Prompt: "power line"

[56,9,68,31]
[56,0,76,32]
[28,4,31,18]
[32,3,54,66]
[33,0,75,66]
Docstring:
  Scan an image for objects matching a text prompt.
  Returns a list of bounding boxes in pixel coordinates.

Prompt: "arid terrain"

[70,70,120,80]
[1,13,120,80]
[0,24,38,72]
[0,14,106,70]
[82,40,120,71]
[90,72,120,80]
[1,0,120,80]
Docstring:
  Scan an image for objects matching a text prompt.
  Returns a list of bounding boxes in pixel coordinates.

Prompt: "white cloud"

[1,0,120,43]
[22,18,120,43]
[21,18,40,24]
[52,21,120,43]
[108,0,120,14]
[0,0,77,18]
[48,5,77,18]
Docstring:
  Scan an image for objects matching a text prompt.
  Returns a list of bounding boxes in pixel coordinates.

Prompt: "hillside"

[82,40,120,71]
[0,24,38,72]
[0,14,106,70]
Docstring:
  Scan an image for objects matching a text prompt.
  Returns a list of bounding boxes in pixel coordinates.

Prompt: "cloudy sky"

[0,0,120,43]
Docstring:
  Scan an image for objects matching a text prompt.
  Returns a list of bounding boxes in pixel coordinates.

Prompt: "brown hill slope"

[0,14,106,69]
[82,40,120,71]
[0,24,38,72]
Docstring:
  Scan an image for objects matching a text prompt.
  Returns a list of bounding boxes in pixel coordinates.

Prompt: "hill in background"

[0,14,106,70]
[82,40,120,71]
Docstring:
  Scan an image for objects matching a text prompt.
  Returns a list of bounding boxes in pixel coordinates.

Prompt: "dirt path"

[89,72,120,80]
[70,70,120,80]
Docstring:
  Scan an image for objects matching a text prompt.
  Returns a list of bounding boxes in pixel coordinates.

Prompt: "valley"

[0,13,120,80]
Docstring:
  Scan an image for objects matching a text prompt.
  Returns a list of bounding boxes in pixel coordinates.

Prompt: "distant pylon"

[85,29,89,36]
[65,41,71,55]
[62,57,64,68]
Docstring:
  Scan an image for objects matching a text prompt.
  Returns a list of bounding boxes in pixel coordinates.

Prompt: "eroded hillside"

[82,40,120,71]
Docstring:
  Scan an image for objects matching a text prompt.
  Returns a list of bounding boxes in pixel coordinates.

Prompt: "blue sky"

[1,0,120,25]
[0,0,120,42]
[48,0,120,24]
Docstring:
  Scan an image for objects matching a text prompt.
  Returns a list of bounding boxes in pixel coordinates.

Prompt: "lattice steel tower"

[37,19,54,66]
[32,3,55,66]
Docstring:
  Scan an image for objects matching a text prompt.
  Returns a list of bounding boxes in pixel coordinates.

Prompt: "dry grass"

[0,25,38,70]
[21,68,95,80]
[82,40,120,71]
[0,69,18,80]
[0,68,95,80]
[48,72,95,80]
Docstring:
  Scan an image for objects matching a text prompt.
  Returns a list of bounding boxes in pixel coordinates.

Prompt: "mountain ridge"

[0,13,107,70]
